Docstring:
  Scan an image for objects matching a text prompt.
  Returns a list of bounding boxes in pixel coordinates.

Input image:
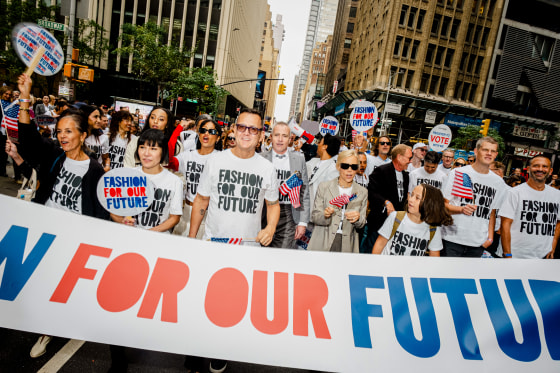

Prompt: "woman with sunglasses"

[307,149,368,252]
[223,128,236,149]
[169,119,222,236]
[453,158,467,168]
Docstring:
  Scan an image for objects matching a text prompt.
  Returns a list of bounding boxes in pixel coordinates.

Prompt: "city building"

[300,37,331,121]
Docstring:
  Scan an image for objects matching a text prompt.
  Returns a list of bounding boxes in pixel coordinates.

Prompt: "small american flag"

[211,237,243,245]
[329,193,357,208]
[451,171,474,200]
[279,173,303,208]
[1,100,20,140]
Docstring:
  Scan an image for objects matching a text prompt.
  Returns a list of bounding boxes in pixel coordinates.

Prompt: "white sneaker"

[30,335,52,358]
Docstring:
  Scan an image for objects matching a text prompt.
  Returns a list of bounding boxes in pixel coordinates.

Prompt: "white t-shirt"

[498,183,560,259]
[407,162,422,173]
[84,134,109,164]
[442,166,506,246]
[365,154,390,176]
[46,157,90,215]
[354,173,368,188]
[378,212,443,256]
[437,163,452,176]
[197,149,279,243]
[134,167,183,233]
[408,167,446,194]
[108,134,135,169]
[181,130,197,152]
[272,150,292,205]
[176,149,215,203]
[395,170,404,202]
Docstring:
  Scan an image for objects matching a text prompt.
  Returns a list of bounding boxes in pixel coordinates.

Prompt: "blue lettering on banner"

[349,275,560,361]
[0,226,56,301]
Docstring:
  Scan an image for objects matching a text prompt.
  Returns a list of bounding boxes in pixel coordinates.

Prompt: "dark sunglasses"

[236,123,262,135]
[340,163,359,171]
[378,141,391,146]
[199,128,217,135]
[227,136,236,141]
[455,163,466,167]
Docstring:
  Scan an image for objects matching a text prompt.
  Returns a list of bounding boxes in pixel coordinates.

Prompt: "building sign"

[512,125,547,141]
[444,114,500,130]
[385,102,402,115]
[37,19,66,32]
[425,110,437,124]
[513,147,544,158]
[335,103,345,116]
[333,80,338,94]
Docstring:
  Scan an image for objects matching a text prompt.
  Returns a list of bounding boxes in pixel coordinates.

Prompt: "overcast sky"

[268,0,312,121]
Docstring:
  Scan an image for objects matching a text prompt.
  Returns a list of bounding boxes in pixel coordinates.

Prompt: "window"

[410,40,420,60]
[434,46,445,65]
[405,70,414,89]
[429,75,440,94]
[344,38,352,49]
[450,20,460,39]
[408,8,417,28]
[399,5,408,26]
[474,56,484,74]
[467,54,476,73]
[394,36,403,56]
[347,22,354,33]
[532,34,555,64]
[459,52,468,71]
[431,14,441,35]
[425,43,436,64]
[444,49,454,68]
[473,25,483,45]
[466,23,474,44]
[468,84,477,102]
[439,77,449,96]
[441,16,451,37]
[417,10,426,31]
[481,28,490,47]
[420,73,430,92]
[402,38,411,58]
[349,6,357,18]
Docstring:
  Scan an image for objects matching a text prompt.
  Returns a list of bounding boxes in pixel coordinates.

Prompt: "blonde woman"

[308,149,368,252]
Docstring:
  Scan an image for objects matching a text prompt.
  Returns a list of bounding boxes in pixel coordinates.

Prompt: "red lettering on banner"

[205,268,249,327]
[250,271,289,335]
[50,244,112,303]
[430,135,450,145]
[104,188,122,198]
[127,187,146,197]
[293,274,331,339]
[97,253,150,312]
[137,258,189,323]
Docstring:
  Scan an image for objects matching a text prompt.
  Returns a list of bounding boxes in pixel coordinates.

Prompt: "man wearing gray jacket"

[261,121,310,248]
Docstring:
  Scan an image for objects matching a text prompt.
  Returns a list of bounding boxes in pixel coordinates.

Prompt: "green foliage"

[170,66,228,114]
[450,125,506,160]
[0,0,61,83]
[75,19,111,66]
[115,22,193,102]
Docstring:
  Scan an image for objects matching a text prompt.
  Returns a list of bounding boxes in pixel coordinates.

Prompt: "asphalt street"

[0,165,311,373]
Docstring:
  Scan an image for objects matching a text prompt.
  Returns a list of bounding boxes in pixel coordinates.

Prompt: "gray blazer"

[307,178,368,253]
[261,150,311,225]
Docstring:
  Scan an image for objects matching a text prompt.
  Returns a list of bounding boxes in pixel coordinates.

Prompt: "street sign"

[385,102,402,114]
[425,110,437,124]
[37,19,66,32]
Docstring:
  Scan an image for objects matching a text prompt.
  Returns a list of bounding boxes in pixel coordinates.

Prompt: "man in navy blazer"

[360,144,412,253]
[261,122,311,248]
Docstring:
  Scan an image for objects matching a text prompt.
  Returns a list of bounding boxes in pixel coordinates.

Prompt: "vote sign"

[319,116,339,136]
[96,168,155,216]
[350,101,378,132]
[12,23,64,76]
[428,124,452,152]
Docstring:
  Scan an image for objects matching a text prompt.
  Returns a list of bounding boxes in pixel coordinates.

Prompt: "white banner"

[512,125,548,141]
[1,195,560,372]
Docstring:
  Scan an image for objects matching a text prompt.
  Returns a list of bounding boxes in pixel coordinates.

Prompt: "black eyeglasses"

[199,128,218,135]
[455,163,466,167]
[379,141,391,146]
[236,123,262,135]
[227,136,236,141]
[340,163,359,171]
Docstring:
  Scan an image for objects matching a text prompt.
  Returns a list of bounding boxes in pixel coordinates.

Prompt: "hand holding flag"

[1,100,20,141]
[279,173,303,208]
[329,193,357,208]
[451,171,474,200]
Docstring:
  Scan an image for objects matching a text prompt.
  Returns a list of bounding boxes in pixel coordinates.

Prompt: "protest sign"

[0,195,559,372]
[319,116,339,136]
[96,168,155,216]
[350,101,378,132]
[12,23,64,76]
[428,124,452,152]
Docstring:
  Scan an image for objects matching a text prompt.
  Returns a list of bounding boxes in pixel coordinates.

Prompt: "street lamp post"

[381,71,404,136]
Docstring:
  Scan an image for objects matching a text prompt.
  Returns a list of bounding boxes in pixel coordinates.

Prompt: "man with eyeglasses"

[438,149,455,175]
[442,136,507,257]
[260,122,310,248]
[190,108,280,247]
[361,144,412,253]
[407,142,427,172]
[365,136,392,175]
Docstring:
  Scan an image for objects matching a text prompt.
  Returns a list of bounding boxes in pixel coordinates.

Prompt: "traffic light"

[278,83,286,95]
[204,85,209,90]
[63,63,72,78]
[480,119,491,136]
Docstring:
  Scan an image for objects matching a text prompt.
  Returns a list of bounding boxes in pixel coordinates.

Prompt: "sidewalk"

[0,164,20,198]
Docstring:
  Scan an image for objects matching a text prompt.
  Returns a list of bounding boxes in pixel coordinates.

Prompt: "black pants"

[0,133,7,176]
[443,240,484,257]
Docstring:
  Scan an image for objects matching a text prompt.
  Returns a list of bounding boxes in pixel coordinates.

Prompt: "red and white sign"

[333,80,338,94]
[96,168,155,216]
[1,195,559,372]
[319,116,339,136]
[349,101,378,132]
[513,147,544,158]
[428,124,452,152]
[11,23,64,76]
